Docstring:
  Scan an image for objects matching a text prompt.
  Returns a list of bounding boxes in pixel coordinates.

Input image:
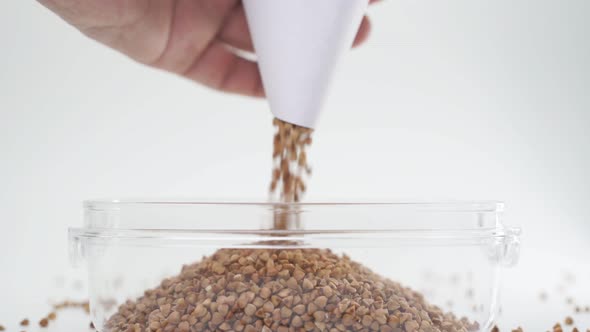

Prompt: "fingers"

[183,41,264,97]
[218,4,254,52]
[147,0,243,72]
[352,16,372,47]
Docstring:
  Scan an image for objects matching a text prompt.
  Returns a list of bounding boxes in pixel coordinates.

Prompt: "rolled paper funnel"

[243,0,369,128]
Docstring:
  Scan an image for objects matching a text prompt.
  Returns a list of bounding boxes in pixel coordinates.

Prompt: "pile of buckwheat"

[106,248,479,332]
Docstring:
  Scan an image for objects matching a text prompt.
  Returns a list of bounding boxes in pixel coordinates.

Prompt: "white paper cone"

[243,0,369,128]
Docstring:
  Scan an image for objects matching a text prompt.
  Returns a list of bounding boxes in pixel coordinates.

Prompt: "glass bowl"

[69,200,520,332]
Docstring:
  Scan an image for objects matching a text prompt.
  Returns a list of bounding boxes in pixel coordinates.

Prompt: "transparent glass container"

[70,200,520,332]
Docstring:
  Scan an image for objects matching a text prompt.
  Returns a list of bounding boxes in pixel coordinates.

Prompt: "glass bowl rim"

[72,199,521,256]
[84,199,505,212]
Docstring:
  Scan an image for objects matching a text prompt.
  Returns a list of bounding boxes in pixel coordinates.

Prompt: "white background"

[1,0,589,331]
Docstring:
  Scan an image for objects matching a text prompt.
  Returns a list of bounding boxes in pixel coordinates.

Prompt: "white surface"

[243,0,369,128]
[1,0,590,331]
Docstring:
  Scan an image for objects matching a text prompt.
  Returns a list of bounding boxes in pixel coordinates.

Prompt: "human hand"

[39,0,377,97]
